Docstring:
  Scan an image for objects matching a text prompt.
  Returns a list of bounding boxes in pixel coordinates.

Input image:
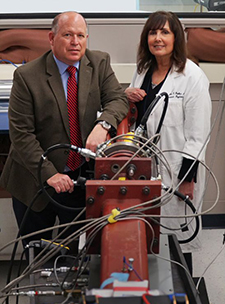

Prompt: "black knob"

[87,196,95,205]
[100,174,110,180]
[142,186,150,195]
[120,187,127,195]
[97,186,105,195]
[130,106,136,114]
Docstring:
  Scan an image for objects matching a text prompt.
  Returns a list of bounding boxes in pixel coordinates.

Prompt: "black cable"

[6,142,86,298]
[15,246,30,304]
[37,143,86,212]
[5,154,83,304]
[5,187,45,304]
[163,186,200,244]
[60,221,108,290]
[133,90,199,244]
[153,92,169,144]
[135,92,169,139]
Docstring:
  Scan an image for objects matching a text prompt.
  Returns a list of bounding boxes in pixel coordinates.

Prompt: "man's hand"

[178,180,194,200]
[47,173,74,193]
[85,123,108,153]
[125,87,147,103]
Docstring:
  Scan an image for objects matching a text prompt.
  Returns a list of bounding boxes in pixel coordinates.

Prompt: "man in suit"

[0,12,128,247]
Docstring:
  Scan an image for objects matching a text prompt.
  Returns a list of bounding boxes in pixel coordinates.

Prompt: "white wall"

[1,0,137,13]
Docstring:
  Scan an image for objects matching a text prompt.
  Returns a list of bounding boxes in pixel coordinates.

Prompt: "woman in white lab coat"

[125,11,212,267]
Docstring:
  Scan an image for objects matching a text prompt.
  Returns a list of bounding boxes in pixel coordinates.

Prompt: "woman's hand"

[125,87,147,103]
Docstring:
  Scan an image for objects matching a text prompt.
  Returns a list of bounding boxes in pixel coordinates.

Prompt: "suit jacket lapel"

[78,54,92,127]
[46,52,70,139]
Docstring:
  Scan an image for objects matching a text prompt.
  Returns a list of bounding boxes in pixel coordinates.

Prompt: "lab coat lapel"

[46,52,70,139]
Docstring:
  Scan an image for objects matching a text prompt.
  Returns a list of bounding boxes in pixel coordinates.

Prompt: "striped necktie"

[66,66,82,171]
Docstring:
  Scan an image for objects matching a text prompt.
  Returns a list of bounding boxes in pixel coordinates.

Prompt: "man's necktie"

[66,66,82,171]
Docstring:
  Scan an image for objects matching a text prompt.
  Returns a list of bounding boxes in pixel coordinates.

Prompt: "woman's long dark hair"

[137,11,187,74]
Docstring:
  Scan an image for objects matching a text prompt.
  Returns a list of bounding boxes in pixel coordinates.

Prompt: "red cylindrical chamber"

[100,201,149,285]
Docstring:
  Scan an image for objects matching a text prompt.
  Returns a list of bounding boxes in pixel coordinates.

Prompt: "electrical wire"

[1,81,223,300]
[60,220,108,290]
[168,79,224,215]
[0,140,218,296]
[1,215,109,295]
[193,78,225,294]
[15,245,30,304]
[142,293,151,304]
[0,219,87,293]
[2,140,95,296]
[160,149,220,217]
[0,217,90,257]
[110,133,173,184]
[124,80,223,235]
[122,257,143,281]
[172,78,225,221]
[19,207,86,285]
[53,255,78,286]
[1,214,192,302]
[5,186,47,304]
[28,207,86,269]
[110,145,219,245]
[135,92,169,138]
[162,186,200,244]
[99,133,176,210]
[38,143,86,212]
[195,241,225,292]
[97,132,219,219]
[118,216,193,284]
[0,59,18,67]
[201,77,225,206]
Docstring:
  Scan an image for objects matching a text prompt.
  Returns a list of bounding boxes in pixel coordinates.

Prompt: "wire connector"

[108,208,121,223]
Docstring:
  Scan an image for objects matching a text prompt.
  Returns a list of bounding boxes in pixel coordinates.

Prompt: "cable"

[15,245,29,304]
[195,239,225,292]
[38,144,86,212]
[53,255,78,286]
[118,215,193,283]
[130,81,220,232]
[4,184,84,303]
[122,256,143,281]
[142,293,151,304]
[160,149,220,217]
[1,106,221,299]
[21,208,87,280]
[16,215,108,289]
[175,77,225,220]
[1,205,109,296]
[135,92,169,138]
[60,220,108,290]
[1,217,92,294]
[5,187,46,304]
[0,59,18,67]
[162,186,200,244]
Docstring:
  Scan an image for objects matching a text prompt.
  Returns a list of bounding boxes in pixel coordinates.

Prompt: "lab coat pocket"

[162,98,183,127]
[160,158,182,188]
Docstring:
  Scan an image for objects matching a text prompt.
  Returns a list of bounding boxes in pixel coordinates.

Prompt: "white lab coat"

[130,59,212,251]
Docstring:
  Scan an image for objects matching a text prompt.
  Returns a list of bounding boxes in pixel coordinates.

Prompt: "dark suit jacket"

[0,49,128,211]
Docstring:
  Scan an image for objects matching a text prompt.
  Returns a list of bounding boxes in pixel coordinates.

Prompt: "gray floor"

[0,229,224,304]
[192,228,225,304]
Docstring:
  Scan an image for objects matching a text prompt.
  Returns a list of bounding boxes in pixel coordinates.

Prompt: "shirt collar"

[53,55,80,75]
